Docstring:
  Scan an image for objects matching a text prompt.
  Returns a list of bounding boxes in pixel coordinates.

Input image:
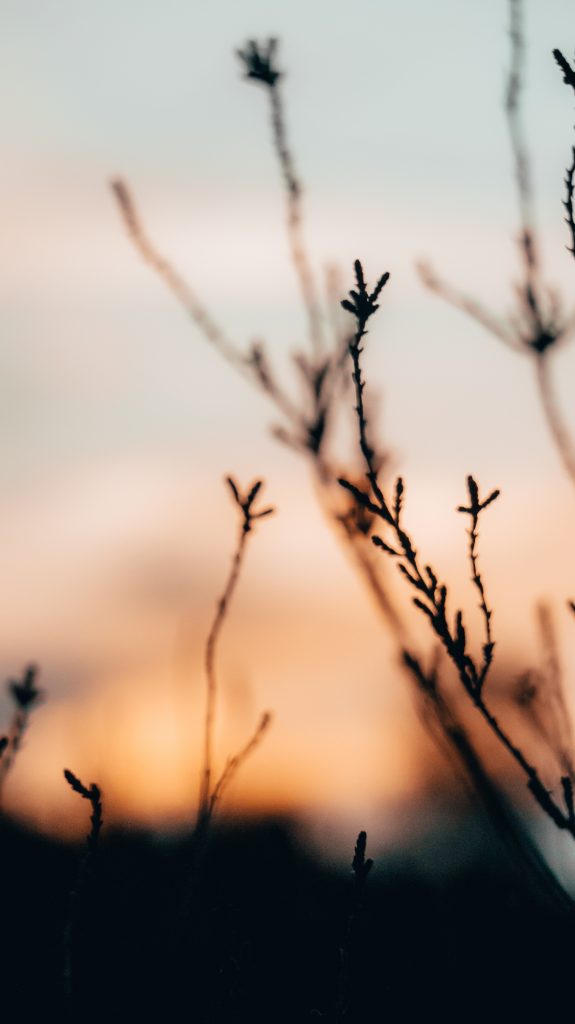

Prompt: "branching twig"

[419,0,575,487]
[457,476,499,689]
[341,259,575,839]
[197,477,274,833]
[404,647,575,913]
[111,43,398,632]
[111,37,559,881]
[342,258,391,515]
[110,178,251,376]
[237,38,325,355]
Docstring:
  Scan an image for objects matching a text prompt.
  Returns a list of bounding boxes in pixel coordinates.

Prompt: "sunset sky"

[1,0,575,858]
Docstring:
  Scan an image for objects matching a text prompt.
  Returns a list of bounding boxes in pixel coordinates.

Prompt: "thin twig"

[554,43,575,260]
[237,38,325,355]
[404,648,575,913]
[416,261,523,353]
[63,769,103,1001]
[269,83,325,356]
[198,478,274,831]
[342,259,392,516]
[341,259,575,839]
[564,146,575,258]
[506,0,541,308]
[111,179,249,375]
[457,476,499,688]
[110,38,561,881]
[419,1,575,489]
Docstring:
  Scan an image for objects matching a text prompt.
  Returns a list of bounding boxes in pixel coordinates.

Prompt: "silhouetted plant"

[197,477,274,838]
[110,41,399,639]
[62,768,103,1000]
[110,32,568,891]
[335,830,373,1023]
[0,664,42,805]
[419,0,575,487]
[340,258,575,839]
[553,46,575,260]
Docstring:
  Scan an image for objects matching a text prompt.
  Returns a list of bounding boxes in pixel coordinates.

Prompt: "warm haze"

[1,0,575,863]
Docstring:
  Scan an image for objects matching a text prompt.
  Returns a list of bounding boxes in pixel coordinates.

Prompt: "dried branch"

[341,259,575,838]
[419,0,575,488]
[237,38,325,355]
[457,476,499,688]
[403,648,575,913]
[111,47,401,644]
[416,261,522,353]
[111,178,250,376]
[111,37,554,876]
[197,478,274,833]
[343,259,392,516]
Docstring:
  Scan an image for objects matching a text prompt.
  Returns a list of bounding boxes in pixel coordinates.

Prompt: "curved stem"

[269,83,324,356]
[199,526,249,822]
[535,353,575,487]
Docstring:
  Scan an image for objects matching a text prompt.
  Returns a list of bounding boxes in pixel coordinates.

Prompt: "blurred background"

[1,0,575,871]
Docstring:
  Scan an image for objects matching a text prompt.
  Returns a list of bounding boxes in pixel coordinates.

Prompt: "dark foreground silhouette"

[2,811,573,1022]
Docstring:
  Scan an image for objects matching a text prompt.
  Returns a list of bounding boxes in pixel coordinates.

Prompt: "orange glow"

[2,0,575,849]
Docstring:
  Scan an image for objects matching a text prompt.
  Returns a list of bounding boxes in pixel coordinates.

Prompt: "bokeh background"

[1,0,575,865]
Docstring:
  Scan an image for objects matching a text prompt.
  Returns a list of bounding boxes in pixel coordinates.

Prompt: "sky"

[1,0,575,859]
